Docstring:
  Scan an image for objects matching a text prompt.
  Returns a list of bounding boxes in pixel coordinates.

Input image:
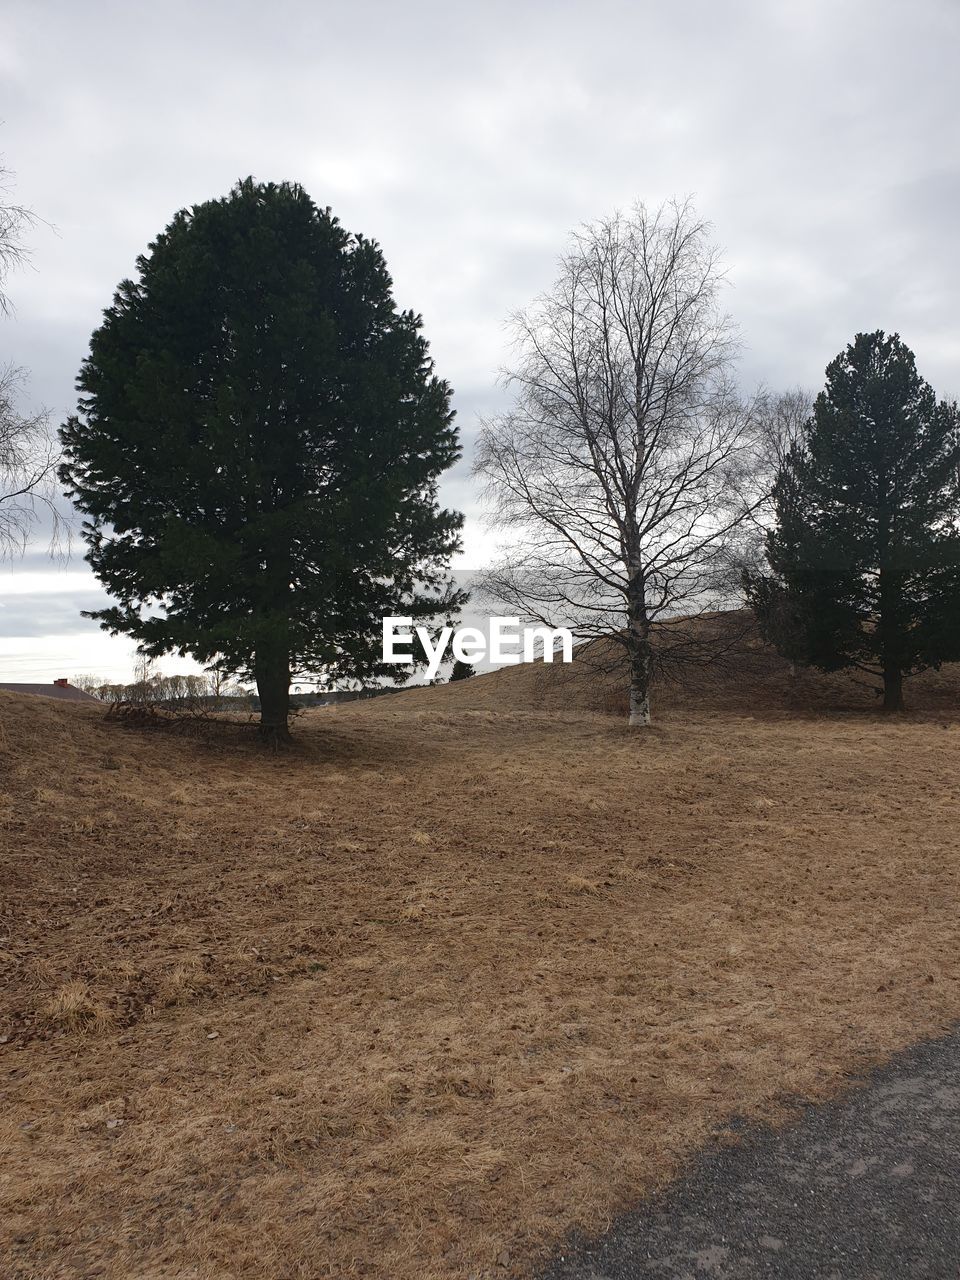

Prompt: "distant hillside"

[381,611,960,718]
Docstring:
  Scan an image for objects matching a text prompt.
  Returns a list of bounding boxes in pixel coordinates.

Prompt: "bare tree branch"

[0,159,66,561]
[0,364,66,560]
[0,158,39,316]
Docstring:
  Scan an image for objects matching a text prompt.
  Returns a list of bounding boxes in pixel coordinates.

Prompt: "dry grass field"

[3,633,960,1279]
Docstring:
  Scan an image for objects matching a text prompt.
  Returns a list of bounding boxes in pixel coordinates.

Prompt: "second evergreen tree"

[747,331,960,711]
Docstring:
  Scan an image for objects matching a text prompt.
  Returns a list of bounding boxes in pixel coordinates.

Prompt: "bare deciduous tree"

[1,162,63,560]
[754,387,813,476]
[736,386,814,584]
[474,199,761,726]
[1,160,36,315]
[0,364,63,560]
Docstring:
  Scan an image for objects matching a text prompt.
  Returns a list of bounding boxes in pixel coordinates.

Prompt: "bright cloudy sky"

[1,0,959,681]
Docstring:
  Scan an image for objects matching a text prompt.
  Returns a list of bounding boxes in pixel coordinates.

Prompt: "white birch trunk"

[629,684,651,727]
[626,555,652,727]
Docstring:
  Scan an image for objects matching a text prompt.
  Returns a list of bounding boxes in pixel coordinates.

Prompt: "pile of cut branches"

[104,699,254,737]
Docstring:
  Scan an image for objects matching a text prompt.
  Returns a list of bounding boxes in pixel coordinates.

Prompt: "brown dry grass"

[2,637,960,1279]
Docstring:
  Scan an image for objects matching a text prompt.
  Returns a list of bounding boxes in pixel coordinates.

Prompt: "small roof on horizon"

[0,683,99,703]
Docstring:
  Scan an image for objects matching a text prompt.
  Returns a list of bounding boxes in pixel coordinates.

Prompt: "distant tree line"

[72,666,252,708]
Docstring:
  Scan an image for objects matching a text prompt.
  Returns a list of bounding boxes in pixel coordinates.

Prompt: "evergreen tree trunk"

[627,562,653,728]
[255,643,292,746]
[878,562,905,714]
[882,665,904,714]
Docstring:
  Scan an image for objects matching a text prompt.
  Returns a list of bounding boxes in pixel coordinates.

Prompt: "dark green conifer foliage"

[60,179,464,742]
[746,331,960,711]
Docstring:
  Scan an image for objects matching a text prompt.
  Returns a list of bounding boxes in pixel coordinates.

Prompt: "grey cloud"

[0,589,109,637]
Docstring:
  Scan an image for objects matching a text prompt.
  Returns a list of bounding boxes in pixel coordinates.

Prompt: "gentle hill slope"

[384,611,960,719]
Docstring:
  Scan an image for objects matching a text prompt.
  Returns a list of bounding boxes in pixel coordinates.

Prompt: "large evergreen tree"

[747,331,960,712]
[60,179,464,742]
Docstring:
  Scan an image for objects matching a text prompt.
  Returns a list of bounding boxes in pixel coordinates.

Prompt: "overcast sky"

[2,0,959,681]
